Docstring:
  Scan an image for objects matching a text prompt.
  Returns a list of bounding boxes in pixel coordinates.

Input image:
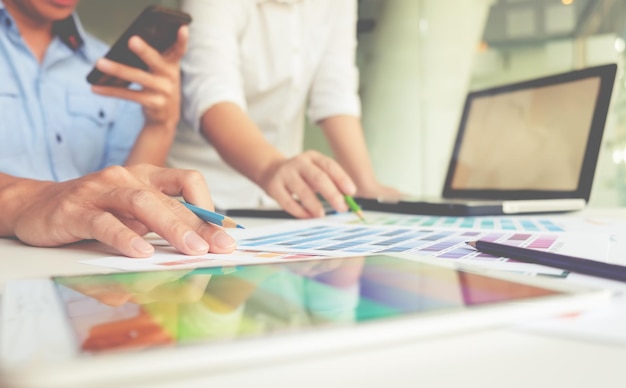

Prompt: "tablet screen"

[52,255,560,355]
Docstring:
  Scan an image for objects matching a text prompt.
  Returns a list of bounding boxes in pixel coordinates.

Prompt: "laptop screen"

[442,64,617,200]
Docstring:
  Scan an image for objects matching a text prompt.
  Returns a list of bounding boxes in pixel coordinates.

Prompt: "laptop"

[357,63,617,216]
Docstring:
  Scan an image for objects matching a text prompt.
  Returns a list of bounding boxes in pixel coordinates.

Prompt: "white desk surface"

[2,209,626,388]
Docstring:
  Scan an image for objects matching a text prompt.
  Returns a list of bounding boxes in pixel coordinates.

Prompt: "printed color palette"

[345,214,565,232]
[238,225,561,263]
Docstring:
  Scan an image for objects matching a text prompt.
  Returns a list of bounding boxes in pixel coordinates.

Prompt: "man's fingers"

[114,191,235,255]
[92,85,149,105]
[92,58,176,98]
[196,222,237,253]
[83,210,154,258]
[141,166,215,210]
[122,165,234,253]
[94,58,153,87]
[95,199,208,259]
[162,25,189,63]
[8,165,235,257]
[105,188,210,256]
[92,86,176,116]
[128,30,186,76]
[127,35,171,75]
[165,197,236,253]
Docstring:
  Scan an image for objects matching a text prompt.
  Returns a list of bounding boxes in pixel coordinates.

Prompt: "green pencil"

[344,195,366,223]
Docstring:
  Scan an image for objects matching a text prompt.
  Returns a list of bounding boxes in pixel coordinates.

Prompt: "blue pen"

[180,201,245,229]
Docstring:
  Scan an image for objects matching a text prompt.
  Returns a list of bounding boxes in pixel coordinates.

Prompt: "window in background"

[337,0,493,197]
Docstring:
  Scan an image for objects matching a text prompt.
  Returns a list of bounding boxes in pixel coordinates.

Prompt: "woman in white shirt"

[169,0,398,218]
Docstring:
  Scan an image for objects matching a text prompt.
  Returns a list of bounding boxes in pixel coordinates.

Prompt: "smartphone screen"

[86,5,192,87]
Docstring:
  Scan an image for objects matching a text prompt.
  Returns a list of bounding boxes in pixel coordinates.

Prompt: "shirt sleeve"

[181,0,248,132]
[307,0,362,124]
[101,98,144,167]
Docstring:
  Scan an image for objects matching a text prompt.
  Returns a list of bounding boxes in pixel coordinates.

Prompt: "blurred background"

[77,0,626,206]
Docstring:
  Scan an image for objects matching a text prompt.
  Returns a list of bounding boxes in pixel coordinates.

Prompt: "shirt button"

[56,133,62,143]
[4,18,11,28]
[99,109,105,118]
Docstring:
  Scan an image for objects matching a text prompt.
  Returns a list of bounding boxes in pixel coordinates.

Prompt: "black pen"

[466,240,626,283]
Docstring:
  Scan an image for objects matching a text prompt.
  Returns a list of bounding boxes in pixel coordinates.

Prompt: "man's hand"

[259,150,357,219]
[91,25,188,132]
[3,165,237,257]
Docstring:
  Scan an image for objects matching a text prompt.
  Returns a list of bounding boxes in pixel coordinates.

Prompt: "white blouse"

[169,0,361,209]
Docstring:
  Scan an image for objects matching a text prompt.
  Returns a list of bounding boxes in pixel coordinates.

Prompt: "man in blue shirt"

[0,0,237,257]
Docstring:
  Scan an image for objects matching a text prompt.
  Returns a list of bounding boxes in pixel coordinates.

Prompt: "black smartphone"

[86,5,192,87]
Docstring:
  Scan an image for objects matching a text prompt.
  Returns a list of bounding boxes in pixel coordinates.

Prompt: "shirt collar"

[52,14,84,51]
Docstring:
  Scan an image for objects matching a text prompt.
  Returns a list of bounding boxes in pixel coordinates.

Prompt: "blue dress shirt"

[0,2,144,182]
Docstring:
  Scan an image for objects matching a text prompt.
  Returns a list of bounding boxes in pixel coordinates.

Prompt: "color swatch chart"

[238,224,567,263]
[342,213,565,232]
